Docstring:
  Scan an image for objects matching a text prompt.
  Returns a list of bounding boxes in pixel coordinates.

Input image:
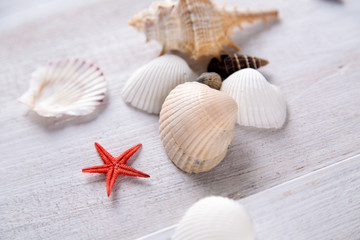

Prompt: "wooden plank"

[242,154,360,240]
[0,0,359,239]
[137,154,360,239]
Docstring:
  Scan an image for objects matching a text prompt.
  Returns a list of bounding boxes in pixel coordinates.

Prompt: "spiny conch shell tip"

[129,0,279,59]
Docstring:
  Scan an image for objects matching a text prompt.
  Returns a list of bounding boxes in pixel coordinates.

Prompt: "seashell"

[208,54,269,79]
[221,68,286,129]
[172,196,255,240]
[129,0,278,59]
[196,72,222,90]
[122,54,197,114]
[18,59,107,117]
[159,82,237,173]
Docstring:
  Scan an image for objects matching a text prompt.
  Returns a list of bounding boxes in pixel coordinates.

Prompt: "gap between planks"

[136,153,360,240]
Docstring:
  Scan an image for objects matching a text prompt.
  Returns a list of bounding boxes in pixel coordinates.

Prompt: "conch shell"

[129,0,278,59]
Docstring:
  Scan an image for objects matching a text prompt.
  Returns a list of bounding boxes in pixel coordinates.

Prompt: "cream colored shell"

[122,54,197,114]
[159,82,237,173]
[129,0,278,59]
[221,68,287,129]
[18,59,107,117]
[172,196,255,240]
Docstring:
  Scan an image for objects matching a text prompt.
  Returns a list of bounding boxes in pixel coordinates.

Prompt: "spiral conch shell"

[129,0,278,59]
[159,82,237,173]
[172,196,255,240]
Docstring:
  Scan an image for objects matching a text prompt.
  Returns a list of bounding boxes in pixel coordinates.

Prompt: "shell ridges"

[122,54,197,114]
[221,68,287,129]
[159,82,237,173]
[172,196,255,240]
[18,59,107,117]
[129,0,278,59]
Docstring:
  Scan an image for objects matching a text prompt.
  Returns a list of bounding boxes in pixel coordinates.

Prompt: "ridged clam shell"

[129,0,278,59]
[221,68,286,129]
[122,54,197,114]
[208,54,269,79]
[172,196,255,240]
[159,82,237,173]
[18,59,107,117]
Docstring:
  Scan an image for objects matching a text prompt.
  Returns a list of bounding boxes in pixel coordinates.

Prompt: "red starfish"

[82,142,150,197]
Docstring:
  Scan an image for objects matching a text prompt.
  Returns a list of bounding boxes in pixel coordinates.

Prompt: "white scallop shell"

[159,82,238,173]
[122,54,197,114]
[172,196,255,240]
[18,59,107,117]
[221,68,287,129]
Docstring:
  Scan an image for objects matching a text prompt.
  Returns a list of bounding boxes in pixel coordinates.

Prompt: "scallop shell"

[18,59,107,117]
[129,0,278,59]
[122,54,197,114]
[159,82,237,173]
[221,68,286,129]
[172,196,255,240]
[208,54,269,79]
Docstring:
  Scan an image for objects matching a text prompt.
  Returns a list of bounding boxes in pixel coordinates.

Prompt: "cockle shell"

[18,59,107,117]
[172,196,255,240]
[208,54,269,79]
[221,68,286,129]
[129,0,278,59]
[122,54,197,114]
[159,82,237,173]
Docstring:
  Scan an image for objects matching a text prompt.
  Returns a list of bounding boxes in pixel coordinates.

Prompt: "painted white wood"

[138,154,360,240]
[0,0,359,239]
[241,154,360,240]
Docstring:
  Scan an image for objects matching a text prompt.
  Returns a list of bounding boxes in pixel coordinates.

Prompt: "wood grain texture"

[138,154,360,240]
[0,0,359,239]
[242,154,360,240]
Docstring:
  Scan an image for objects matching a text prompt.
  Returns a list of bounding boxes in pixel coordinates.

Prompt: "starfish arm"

[115,143,142,164]
[82,164,109,174]
[119,164,150,178]
[106,167,116,197]
[95,142,115,164]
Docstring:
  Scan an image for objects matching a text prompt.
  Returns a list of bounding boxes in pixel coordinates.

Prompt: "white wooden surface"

[0,0,359,239]
[138,154,360,239]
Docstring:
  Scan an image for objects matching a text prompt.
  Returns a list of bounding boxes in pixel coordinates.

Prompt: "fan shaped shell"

[172,196,255,240]
[221,68,286,129]
[159,82,237,173]
[122,54,197,114]
[18,59,107,117]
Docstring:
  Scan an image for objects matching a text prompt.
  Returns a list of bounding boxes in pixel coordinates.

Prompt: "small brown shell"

[207,54,269,79]
[196,72,222,90]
